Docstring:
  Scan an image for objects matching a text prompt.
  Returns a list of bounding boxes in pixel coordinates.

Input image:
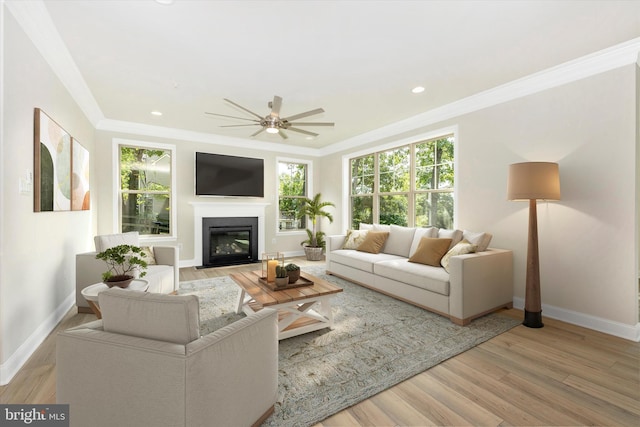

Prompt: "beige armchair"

[57,288,278,427]
[76,231,179,313]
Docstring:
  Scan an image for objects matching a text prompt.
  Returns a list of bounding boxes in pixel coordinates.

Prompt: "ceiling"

[26,1,640,150]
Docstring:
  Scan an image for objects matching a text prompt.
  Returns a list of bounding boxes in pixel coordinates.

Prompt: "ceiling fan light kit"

[206,95,334,140]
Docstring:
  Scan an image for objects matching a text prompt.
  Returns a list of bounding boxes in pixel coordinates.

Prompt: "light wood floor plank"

[1,257,638,427]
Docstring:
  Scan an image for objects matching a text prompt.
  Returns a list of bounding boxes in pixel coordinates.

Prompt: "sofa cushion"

[409,227,438,257]
[145,264,174,294]
[342,229,369,249]
[374,259,450,296]
[372,224,391,232]
[359,223,373,230]
[463,230,492,252]
[409,237,452,266]
[383,225,416,257]
[94,232,140,252]
[438,229,463,249]
[330,249,404,273]
[357,231,389,254]
[99,288,200,345]
[441,239,477,272]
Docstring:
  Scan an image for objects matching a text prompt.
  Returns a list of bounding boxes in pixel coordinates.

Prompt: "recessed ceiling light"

[151,111,163,116]
[412,86,425,94]
[155,0,174,5]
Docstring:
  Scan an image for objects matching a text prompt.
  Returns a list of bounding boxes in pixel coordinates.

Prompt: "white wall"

[0,8,96,384]
[91,131,317,263]
[320,65,638,334]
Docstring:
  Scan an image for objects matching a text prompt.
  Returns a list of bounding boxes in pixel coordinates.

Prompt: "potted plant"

[298,193,335,261]
[95,244,148,288]
[274,265,289,287]
[284,263,301,283]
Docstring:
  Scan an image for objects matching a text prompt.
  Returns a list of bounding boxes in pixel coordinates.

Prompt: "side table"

[81,279,149,319]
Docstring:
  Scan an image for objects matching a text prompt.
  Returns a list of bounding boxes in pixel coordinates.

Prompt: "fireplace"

[201,217,259,268]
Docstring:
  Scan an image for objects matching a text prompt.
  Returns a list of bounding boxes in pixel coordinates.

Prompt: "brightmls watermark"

[1,405,69,426]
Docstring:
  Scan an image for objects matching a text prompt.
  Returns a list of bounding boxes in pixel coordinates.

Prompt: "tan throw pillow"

[342,229,369,249]
[356,231,389,254]
[440,239,477,272]
[408,237,452,266]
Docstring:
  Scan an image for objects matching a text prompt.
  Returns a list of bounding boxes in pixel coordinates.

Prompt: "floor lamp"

[507,162,561,328]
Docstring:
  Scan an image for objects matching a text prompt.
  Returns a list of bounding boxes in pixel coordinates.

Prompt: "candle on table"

[267,259,278,282]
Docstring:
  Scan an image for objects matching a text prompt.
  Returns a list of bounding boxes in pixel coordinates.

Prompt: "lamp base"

[523,310,544,328]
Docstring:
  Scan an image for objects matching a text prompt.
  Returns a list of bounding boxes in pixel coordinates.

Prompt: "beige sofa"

[326,224,513,325]
[57,288,278,427]
[75,232,178,312]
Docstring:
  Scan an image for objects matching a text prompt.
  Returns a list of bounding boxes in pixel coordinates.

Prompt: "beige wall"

[320,65,638,327]
[1,9,96,381]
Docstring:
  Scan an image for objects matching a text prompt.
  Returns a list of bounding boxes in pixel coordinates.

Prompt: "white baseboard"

[0,290,76,385]
[513,297,640,342]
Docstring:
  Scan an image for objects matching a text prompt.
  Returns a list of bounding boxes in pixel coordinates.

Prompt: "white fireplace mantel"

[190,201,270,267]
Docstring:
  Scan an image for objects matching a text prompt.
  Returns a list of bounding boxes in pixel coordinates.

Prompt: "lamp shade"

[507,162,560,201]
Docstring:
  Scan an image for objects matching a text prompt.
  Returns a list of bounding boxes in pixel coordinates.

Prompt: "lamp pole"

[524,198,543,328]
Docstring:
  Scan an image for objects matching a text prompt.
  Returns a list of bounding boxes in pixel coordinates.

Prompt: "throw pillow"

[463,230,493,252]
[440,239,478,272]
[139,246,157,265]
[409,226,438,257]
[437,229,463,249]
[342,229,369,249]
[356,231,389,254]
[359,223,373,230]
[383,225,416,257]
[408,237,452,266]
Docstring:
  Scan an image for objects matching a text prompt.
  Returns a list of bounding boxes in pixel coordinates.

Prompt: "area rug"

[179,265,520,427]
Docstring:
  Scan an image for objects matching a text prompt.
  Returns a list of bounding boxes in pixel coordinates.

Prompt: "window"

[349,134,454,229]
[117,141,175,237]
[277,160,309,232]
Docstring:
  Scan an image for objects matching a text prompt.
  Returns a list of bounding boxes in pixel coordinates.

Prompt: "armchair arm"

[448,248,513,324]
[152,245,179,292]
[184,308,278,427]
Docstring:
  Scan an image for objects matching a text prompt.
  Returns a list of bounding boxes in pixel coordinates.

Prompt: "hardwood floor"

[2,257,638,426]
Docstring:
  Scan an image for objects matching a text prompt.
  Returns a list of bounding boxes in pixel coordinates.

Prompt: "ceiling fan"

[205,95,334,139]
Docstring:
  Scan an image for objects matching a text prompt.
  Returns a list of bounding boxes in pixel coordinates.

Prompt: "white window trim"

[341,126,459,229]
[112,138,177,241]
[275,157,313,236]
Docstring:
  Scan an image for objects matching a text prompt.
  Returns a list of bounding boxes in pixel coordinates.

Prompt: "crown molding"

[7,0,639,155]
[5,0,104,126]
[98,119,323,156]
[320,37,640,156]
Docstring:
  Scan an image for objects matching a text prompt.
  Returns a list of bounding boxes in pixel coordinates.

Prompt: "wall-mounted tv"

[195,152,264,197]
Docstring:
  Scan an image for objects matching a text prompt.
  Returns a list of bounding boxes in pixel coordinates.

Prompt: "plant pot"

[287,270,301,283]
[304,246,324,261]
[275,277,289,287]
[104,275,134,288]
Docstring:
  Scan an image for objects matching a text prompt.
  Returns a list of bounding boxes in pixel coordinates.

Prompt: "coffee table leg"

[235,289,247,314]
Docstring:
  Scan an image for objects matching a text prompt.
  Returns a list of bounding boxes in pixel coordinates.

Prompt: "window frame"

[343,128,457,229]
[112,138,177,241]
[276,157,313,236]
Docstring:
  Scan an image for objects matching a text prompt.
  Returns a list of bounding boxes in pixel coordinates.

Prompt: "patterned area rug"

[179,265,520,427]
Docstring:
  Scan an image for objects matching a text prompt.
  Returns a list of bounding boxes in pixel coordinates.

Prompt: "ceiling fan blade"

[278,130,288,139]
[287,127,319,137]
[250,127,266,137]
[224,98,264,120]
[287,122,334,127]
[282,108,324,122]
[205,112,260,122]
[269,95,282,118]
[219,124,260,128]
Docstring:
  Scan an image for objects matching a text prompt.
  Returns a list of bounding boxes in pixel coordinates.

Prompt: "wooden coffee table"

[230,270,343,340]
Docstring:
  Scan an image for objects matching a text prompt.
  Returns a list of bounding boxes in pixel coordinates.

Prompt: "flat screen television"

[195,152,264,197]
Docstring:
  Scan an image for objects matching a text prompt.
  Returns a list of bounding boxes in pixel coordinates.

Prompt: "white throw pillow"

[359,223,373,230]
[440,239,478,272]
[463,230,493,252]
[342,229,369,249]
[409,226,438,257]
[383,225,416,257]
[437,229,463,249]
